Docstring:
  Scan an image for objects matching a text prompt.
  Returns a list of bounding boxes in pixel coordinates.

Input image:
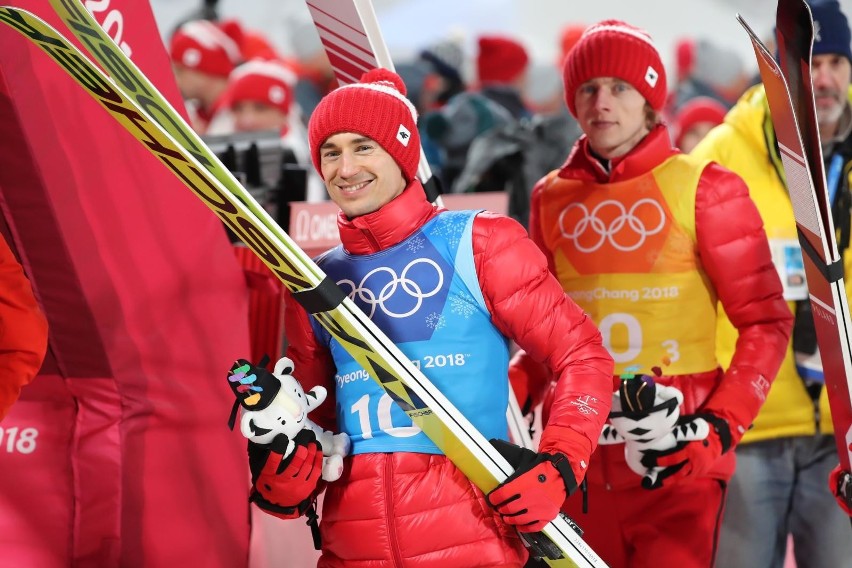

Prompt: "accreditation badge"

[770,239,808,301]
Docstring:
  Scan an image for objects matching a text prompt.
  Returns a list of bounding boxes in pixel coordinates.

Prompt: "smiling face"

[574,77,652,159]
[319,132,407,218]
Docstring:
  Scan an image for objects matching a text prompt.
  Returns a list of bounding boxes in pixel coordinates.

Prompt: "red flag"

[0,2,251,566]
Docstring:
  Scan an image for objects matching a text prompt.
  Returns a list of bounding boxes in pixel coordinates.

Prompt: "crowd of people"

[171,0,852,568]
[5,0,852,567]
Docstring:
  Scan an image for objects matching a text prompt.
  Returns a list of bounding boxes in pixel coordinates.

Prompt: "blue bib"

[311,210,510,454]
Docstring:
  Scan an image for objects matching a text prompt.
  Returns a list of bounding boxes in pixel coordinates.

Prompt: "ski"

[305,0,442,202]
[738,0,852,487]
[0,5,603,566]
[303,0,534,448]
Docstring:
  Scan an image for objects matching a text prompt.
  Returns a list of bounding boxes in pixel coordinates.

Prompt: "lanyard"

[827,153,843,205]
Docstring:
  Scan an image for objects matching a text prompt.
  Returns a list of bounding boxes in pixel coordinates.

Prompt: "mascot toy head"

[227,356,328,445]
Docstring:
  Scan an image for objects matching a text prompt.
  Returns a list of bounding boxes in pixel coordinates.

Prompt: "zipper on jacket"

[361,228,381,253]
[384,455,404,568]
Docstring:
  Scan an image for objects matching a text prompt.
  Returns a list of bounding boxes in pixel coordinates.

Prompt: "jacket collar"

[559,125,678,183]
[337,180,440,255]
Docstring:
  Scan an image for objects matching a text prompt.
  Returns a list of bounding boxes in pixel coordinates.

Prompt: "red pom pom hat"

[563,20,667,116]
[308,69,420,183]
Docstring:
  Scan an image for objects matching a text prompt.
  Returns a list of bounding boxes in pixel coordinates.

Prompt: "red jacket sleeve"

[694,164,793,445]
[472,212,614,481]
[282,291,337,432]
[0,236,48,421]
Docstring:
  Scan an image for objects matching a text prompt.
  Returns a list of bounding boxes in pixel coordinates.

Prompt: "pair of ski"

[0,1,594,565]
[739,0,852,516]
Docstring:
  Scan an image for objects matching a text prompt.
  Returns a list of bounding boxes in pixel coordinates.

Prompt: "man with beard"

[692,1,852,566]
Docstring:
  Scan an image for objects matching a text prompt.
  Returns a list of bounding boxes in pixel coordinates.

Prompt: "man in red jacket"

[511,20,793,568]
[239,68,614,567]
[0,234,47,421]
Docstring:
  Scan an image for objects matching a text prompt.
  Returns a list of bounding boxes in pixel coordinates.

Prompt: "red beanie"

[673,97,727,147]
[563,20,667,116]
[675,38,696,83]
[308,69,420,182]
[227,60,296,114]
[559,24,587,67]
[477,35,529,84]
[169,20,243,78]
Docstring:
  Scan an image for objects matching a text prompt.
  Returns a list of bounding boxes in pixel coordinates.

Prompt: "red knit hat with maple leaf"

[308,69,420,182]
[563,20,667,116]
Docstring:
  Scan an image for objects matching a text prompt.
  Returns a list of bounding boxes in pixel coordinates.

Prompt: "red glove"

[829,464,852,516]
[248,430,324,520]
[486,439,577,532]
[639,413,732,489]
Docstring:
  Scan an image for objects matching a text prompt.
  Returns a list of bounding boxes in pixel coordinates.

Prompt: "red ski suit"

[283,181,614,567]
[516,126,792,568]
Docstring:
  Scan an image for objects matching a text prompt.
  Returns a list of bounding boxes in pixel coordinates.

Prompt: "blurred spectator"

[675,37,696,85]
[410,36,468,181]
[672,38,749,111]
[169,19,244,133]
[672,96,728,152]
[453,107,577,226]
[214,59,324,202]
[419,37,466,111]
[476,34,532,120]
[421,91,513,190]
[454,24,588,229]
[225,60,297,133]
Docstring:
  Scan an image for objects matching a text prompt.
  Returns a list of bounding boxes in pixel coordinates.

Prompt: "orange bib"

[539,156,718,375]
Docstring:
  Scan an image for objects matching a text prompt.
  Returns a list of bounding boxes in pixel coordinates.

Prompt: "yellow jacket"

[692,85,852,442]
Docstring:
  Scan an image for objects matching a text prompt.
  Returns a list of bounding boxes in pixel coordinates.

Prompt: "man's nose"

[339,151,360,177]
[812,65,832,88]
[593,89,612,110]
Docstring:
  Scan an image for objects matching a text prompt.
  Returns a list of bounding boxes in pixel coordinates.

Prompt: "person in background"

[691,1,852,566]
[169,19,244,133]
[475,34,532,120]
[672,96,728,153]
[512,19,792,568]
[418,37,467,112]
[0,234,48,422]
[671,37,748,112]
[421,91,514,191]
[238,68,615,568]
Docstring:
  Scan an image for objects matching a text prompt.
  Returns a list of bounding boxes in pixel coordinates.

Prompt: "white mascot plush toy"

[228,356,351,482]
[598,370,710,488]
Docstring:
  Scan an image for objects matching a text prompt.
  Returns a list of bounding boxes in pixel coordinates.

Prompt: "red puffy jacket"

[282,181,613,567]
[0,234,47,421]
[516,126,792,488]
